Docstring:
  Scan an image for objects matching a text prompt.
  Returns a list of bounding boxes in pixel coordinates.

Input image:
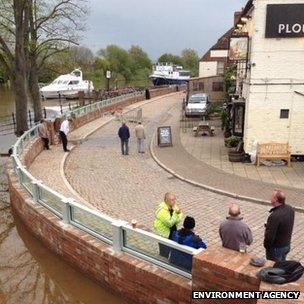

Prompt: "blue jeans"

[266,245,290,262]
[121,139,129,155]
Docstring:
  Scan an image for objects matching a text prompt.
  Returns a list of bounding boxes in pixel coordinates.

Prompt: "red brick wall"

[70,94,145,131]
[149,86,178,99]
[7,166,191,304]
[192,246,261,304]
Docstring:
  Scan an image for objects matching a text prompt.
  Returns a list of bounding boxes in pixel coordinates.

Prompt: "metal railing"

[11,91,203,279]
[64,91,144,119]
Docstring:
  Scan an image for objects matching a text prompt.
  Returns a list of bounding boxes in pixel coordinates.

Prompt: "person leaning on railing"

[37,119,50,150]
[154,192,183,258]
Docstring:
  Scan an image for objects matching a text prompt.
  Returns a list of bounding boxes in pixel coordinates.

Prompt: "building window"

[212,82,224,92]
[193,82,199,91]
[280,109,289,119]
[217,62,225,76]
[199,82,204,91]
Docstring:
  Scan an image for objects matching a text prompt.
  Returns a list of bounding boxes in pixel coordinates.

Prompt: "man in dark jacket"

[219,203,253,252]
[169,216,206,271]
[264,189,295,262]
[118,122,130,155]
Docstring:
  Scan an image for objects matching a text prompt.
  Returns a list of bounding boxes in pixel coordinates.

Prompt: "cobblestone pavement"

[61,94,304,262]
[0,158,9,204]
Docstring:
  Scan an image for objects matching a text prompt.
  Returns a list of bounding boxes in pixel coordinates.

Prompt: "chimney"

[234,11,242,26]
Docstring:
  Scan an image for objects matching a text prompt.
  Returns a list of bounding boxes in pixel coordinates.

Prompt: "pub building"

[229,0,304,155]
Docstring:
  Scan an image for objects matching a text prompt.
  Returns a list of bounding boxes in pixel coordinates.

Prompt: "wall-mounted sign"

[228,36,249,61]
[157,126,172,147]
[266,4,304,38]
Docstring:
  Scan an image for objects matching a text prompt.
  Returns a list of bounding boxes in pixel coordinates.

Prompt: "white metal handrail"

[66,91,144,119]
[10,89,200,278]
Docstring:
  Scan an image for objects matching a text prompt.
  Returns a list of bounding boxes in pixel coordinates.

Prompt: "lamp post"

[106,70,111,92]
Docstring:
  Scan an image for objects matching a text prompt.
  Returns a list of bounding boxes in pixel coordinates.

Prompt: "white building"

[235,0,304,155]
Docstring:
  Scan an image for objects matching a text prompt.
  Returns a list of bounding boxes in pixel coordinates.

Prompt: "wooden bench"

[257,143,291,167]
[193,124,215,137]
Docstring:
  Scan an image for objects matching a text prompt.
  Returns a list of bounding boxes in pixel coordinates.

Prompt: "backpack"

[257,260,304,284]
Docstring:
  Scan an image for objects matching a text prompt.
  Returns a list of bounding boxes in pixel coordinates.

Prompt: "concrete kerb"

[60,92,183,206]
[149,128,304,215]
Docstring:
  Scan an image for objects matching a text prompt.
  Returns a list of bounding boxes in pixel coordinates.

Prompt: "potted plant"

[228,140,245,162]
[224,135,242,148]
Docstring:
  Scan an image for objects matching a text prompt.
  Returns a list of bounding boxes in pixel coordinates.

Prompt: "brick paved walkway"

[152,97,304,210]
[181,119,304,190]
[29,93,304,262]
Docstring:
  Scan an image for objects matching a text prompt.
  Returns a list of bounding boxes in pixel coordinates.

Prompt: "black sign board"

[157,126,172,147]
[266,4,304,38]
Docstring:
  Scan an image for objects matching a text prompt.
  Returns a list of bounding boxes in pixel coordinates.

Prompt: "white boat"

[40,69,94,99]
[149,63,190,86]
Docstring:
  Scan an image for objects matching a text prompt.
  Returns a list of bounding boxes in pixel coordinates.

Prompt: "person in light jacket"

[219,203,253,252]
[59,117,72,152]
[154,192,183,258]
[37,119,49,150]
[134,122,146,153]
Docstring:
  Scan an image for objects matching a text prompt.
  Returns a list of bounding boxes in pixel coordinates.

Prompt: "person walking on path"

[219,203,253,252]
[118,122,130,155]
[264,189,295,262]
[154,192,183,258]
[170,216,207,271]
[59,117,72,152]
[37,119,50,150]
[134,121,146,153]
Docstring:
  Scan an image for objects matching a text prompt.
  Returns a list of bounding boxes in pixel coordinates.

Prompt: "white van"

[185,93,210,117]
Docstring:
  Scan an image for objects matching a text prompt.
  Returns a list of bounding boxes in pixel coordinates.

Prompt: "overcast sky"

[82,0,245,60]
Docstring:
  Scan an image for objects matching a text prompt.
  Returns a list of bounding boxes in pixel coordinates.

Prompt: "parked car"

[185,93,210,117]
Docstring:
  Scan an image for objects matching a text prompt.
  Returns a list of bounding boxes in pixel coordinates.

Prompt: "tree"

[27,0,88,122]
[158,53,184,66]
[0,0,29,135]
[70,46,94,69]
[129,45,151,70]
[181,48,199,77]
[0,0,88,132]
[98,45,134,83]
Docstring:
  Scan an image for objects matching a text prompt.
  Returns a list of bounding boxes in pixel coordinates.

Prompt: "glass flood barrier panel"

[70,205,113,242]
[38,186,63,217]
[122,228,193,274]
[20,170,35,195]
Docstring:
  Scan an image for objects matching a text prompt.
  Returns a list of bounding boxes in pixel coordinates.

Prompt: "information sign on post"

[157,126,172,147]
[106,70,112,79]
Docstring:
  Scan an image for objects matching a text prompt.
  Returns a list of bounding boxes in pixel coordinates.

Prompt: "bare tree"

[28,0,88,122]
[0,0,88,131]
[0,0,29,135]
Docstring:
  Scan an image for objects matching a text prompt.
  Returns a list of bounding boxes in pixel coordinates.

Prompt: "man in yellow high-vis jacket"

[154,192,183,257]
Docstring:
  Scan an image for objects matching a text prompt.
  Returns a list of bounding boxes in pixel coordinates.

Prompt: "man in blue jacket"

[169,216,207,271]
[118,122,130,155]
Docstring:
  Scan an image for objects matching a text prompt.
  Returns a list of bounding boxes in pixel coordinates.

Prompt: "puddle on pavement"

[0,200,130,304]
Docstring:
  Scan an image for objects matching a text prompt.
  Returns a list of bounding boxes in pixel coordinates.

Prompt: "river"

[0,159,129,304]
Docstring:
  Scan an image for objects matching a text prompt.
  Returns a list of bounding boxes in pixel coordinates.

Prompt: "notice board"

[157,126,172,147]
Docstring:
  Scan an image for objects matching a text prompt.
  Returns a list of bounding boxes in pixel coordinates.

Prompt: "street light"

[106,70,111,92]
